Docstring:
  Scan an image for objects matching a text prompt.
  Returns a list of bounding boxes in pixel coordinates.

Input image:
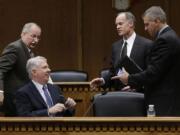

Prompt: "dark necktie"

[121,41,127,59]
[42,85,53,108]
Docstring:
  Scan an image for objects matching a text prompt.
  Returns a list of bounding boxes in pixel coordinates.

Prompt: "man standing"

[90,12,152,92]
[15,56,76,117]
[114,6,180,116]
[0,22,41,116]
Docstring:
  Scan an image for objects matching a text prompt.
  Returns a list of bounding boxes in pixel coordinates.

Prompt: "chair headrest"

[50,70,88,82]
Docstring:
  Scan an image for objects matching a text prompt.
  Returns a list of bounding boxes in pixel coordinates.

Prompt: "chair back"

[100,68,110,79]
[93,91,145,116]
[50,70,88,82]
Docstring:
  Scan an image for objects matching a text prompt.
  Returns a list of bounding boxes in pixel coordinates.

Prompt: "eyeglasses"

[29,33,41,40]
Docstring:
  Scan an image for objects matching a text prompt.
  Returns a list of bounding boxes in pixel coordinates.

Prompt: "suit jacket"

[103,34,152,91]
[129,27,180,116]
[15,81,74,117]
[0,39,32,116]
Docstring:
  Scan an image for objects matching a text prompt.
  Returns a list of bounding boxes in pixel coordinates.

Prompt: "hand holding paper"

[111,68,129,85]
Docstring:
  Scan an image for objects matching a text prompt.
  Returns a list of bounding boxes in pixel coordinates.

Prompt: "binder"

[121,56,142,74]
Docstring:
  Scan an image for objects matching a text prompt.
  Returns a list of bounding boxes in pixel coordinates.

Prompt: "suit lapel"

[156,26,171,39]
[115,40,124,68]
[130,35,139,59]
[29,82,47,107]
[20,40,31,59]
[47,84,59,104]
[47,84,66,104]
[116,36,140,68]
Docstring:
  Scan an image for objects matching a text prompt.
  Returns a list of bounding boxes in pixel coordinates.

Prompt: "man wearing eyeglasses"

[0,22,41,116]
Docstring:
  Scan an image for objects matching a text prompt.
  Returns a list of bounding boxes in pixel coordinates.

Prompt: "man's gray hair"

[117,12,136,25]
[21,22,41,34]
[26,56,47,79]
[143,6,166,23]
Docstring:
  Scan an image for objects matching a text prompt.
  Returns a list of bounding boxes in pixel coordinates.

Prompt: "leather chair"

[50,70,88,82]
[100,68,110,79]
[93,91,145,116]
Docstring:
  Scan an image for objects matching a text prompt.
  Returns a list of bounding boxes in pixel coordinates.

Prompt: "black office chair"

[100,68,115,90]
[50,70,88,82]
[100,68,110,79]
[93,91,145,116]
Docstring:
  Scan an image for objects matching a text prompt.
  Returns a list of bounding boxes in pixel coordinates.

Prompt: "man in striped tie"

[15,56,76,117]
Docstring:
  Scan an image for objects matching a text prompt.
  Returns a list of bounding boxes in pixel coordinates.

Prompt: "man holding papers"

[90,12,152,92]
[114,6,180,116]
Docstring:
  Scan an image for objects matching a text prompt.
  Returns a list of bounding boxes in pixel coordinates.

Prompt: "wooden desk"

[0,117,180,135]
[54,82,112,116]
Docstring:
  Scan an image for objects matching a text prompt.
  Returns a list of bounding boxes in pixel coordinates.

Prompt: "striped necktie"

[42,85,53,108]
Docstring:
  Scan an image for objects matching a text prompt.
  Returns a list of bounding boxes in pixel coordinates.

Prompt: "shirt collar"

[158,25,169,36]
[123,32,136,45]
[32,80,44,90]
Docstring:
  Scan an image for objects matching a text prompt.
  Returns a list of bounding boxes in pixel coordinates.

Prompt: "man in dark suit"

[0,22,41,116]
[15,56,76,117]
[114,6,180,116]
[90,12,152,92]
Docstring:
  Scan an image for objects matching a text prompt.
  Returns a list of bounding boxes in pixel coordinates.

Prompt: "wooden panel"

[0,0,180,80]
[82,0,175,79]
[169,0,180,36]
[0,117,180,135]
[0,0,80,70]
[82,0,118,80]
[54,82,112,116]
[130,0,171,39]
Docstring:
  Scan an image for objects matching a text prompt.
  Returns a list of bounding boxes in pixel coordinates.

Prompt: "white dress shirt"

[122,32,136,57]
[117,32,136,75]
[32,80,53,107]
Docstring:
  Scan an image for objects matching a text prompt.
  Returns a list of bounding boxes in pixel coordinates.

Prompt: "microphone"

[83,92,107,116]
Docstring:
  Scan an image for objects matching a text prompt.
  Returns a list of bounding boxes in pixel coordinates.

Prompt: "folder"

[121,56,142,74]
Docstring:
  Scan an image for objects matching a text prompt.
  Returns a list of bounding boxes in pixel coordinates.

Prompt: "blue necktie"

[42,85,53,108]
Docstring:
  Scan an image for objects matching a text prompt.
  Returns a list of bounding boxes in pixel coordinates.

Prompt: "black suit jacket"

[103,34,152,91]
[129,27,180,116]
[0,39,32,116]
[15,81,74,117]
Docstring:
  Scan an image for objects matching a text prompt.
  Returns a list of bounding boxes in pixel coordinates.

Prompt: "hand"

[65,97,76,109]
[121,85,131,91]
[48,103,66,115]
[90,78,104,90]
[121,85,136,92]
[111,68,129,85]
